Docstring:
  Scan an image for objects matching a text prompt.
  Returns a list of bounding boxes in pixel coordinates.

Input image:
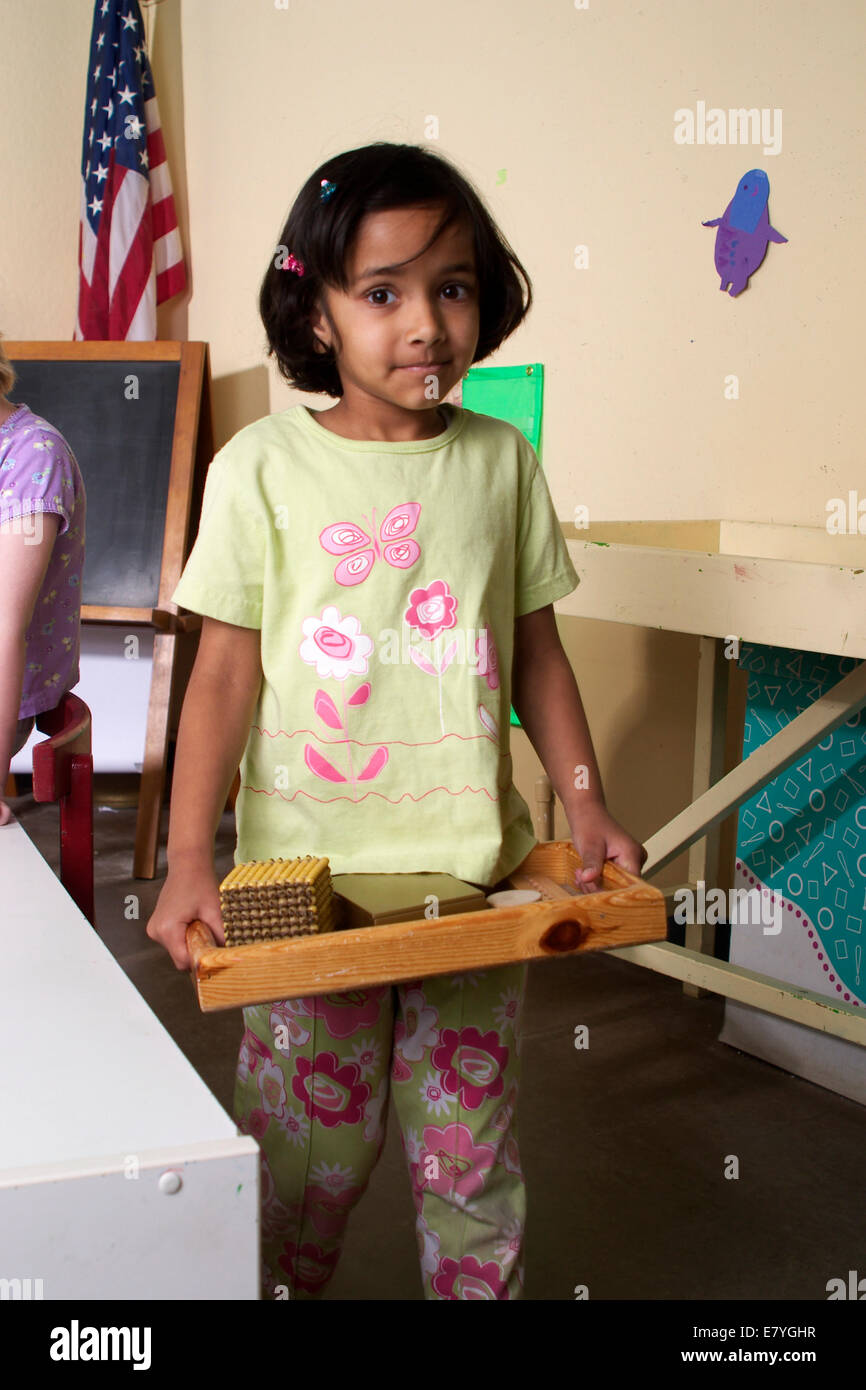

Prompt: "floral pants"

[234,962,528,1300]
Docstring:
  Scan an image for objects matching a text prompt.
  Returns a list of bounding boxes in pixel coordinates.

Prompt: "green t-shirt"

[172,403,579,886]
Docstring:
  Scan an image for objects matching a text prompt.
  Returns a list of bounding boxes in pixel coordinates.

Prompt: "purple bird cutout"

[703,169,787,296]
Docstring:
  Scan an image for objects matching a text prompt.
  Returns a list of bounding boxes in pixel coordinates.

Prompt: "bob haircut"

[0,335,16,399]
[260,142,533,399]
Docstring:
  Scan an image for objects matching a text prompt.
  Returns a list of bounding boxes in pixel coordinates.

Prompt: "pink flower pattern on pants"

[234,963,528,1301]
[419,1121,497,1201]
[292,1051,371,1128]
[431,1026,509,1109]
[432,1255,509,1300]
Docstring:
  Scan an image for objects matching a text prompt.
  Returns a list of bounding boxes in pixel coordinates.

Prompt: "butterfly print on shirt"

[319,503,421,587]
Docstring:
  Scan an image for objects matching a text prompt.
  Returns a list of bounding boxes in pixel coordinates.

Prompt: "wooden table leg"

[684,635,730,996]
[133,632,176,880]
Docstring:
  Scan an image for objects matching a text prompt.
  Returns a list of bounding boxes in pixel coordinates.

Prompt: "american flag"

[75,0,186,340]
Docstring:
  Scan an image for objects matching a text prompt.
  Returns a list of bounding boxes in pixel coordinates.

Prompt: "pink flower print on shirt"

[405,579,457,641]
[319,502,421,586]
[432,1026,509,1110]
[477,704,499,742]
[405,580,461,737]
[299,607,387,793]
[474,623,500,690]
[299,606,373,680]
[292,1051,371,1128]
[432,1255,509,1300]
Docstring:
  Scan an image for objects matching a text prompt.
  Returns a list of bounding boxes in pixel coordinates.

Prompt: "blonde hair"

[0,335,17,398]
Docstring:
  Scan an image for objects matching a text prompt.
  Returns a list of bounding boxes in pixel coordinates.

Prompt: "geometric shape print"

[736,642,865,1004]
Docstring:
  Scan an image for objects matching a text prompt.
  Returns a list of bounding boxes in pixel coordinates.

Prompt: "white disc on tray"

[485,889,542,907]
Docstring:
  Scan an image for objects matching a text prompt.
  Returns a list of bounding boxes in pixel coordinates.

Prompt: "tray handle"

[187,918,218,968]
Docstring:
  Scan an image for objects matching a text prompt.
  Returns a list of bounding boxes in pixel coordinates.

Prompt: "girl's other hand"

[145,859,225,971]
[567,802,647,894]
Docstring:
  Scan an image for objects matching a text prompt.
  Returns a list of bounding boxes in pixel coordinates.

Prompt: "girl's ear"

[308,301,332,355]
[309,291,340,355]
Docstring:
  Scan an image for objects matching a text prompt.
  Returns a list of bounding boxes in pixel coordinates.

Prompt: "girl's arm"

[145,615,263,968]
[511,604,646,889]
[0,515,61,825]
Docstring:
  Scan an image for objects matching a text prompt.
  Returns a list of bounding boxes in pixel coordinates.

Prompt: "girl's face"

[310,204,480,424]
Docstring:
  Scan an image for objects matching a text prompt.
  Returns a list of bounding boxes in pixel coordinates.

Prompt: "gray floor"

[12,783,866,1301]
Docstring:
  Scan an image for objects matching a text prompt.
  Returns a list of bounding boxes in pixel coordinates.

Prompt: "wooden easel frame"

[7,341,213,878]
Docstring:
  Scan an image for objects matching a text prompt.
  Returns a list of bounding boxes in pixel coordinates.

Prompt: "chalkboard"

[10,358,180,608]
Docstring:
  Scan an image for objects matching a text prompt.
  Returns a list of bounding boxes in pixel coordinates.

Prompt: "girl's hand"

[0,798,14,827]
[567,802,647,894]
[145,859,225,971]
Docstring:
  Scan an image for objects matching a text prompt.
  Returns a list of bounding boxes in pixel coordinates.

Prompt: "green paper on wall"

[461,364,545,726]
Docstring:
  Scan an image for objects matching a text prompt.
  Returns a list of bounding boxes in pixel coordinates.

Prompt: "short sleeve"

[0,425,77,535]
[172,448,265,628]
[514,457,579,617]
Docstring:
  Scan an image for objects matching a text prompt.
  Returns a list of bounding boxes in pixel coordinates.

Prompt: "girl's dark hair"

[260,142,532,398]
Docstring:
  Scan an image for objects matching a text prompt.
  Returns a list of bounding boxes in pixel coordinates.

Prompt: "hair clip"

[320,179,337,203]
[282,252,305,276]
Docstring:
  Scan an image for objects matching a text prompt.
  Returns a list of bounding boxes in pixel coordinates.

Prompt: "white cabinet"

[0,820,259,1300]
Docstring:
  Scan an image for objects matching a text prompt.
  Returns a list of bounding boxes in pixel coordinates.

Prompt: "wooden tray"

[185,841,667,1012]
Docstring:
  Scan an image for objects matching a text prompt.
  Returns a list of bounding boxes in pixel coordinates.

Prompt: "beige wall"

[4,0,863,884]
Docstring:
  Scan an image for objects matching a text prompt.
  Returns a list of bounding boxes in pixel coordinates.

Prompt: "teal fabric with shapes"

[737,642,865,1007]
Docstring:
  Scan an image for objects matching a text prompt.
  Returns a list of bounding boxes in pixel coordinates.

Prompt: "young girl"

[0,337,86,827]
[146,142,645,1300]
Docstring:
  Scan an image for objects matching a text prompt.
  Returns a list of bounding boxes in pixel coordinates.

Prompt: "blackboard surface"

[10,358,180,607]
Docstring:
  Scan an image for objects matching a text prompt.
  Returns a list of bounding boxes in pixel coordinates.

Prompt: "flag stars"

[90,98,98,117]
[94,163,108,184]
[88,195,104,217]
[122,12,138,31]
[117,83,135,106]
[98,130,112,152]
[100,0,110,13]
[138,147,150,171]
[92,64,101,82]
[96,31,105,49]
[102,98,114,119]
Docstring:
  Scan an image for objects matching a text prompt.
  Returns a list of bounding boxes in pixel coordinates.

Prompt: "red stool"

[32,693,94,925]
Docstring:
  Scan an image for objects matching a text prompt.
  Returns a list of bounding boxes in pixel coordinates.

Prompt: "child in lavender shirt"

[0,338,86,826]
